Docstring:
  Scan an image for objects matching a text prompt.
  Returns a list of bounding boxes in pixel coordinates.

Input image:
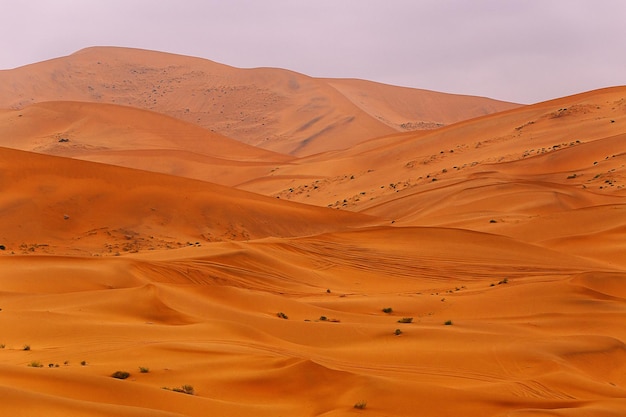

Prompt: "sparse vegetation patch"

[164,385,195,395]
[354,401,367,409]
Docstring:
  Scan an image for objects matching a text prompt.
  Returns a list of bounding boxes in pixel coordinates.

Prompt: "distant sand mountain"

[0,46,520,155]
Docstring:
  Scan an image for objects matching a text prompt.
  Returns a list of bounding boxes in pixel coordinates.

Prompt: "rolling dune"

[0,146,376,255]
[0,101,291,186]
[1,50,625,416]
[1,227,624,416]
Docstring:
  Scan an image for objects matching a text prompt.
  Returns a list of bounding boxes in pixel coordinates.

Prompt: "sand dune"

[325,78,519,129]
[0,101,289,161]
[239,87,626,267]
[1,49,625,416]
[0,101,291,186]
[1,226,624,416]
[0,146,375,255]
[0,46,519,155]
[242,86,625,205]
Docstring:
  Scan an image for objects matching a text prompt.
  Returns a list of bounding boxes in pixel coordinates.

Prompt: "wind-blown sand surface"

[1,48,625,416]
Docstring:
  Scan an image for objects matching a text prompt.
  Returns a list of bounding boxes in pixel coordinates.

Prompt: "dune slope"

[0,146,375,255]
[241,87,626,266]
[0,101,291,186]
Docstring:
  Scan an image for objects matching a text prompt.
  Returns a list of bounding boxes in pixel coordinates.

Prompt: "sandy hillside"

[241,87,626,262]
[325,78,520,130]
[0,46,520,155]
[0,101,291,186]
[1,50,626,416]
[0,146,376,255]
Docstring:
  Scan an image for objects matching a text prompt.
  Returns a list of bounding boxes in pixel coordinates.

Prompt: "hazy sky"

[1,0,625,103]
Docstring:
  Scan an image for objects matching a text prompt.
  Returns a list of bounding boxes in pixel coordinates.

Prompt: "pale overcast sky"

[1,0,625,103]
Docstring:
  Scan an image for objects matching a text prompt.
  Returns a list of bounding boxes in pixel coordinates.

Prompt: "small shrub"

[444,320,453,326]
[80,360,87,366]
[354,401,367,409]
[23,345,31,351]
[498,278,509,285]
[112,371,130,379]
[397,317,413,324]
[139,367,150,373]
[382,307,393,314]
[394,328,402,336]
[0,344,5,349]
[276,312,288,319]
[173,385,195,395]
[28,361,43,368]
[319,316,328,321]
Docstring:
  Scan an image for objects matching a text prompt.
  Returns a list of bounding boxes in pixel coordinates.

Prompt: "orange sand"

[0,48,625,416]
[0,46,519,156]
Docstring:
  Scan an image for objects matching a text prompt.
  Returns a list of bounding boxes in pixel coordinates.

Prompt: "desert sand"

[0,48,625,416]
[0,46,519,156]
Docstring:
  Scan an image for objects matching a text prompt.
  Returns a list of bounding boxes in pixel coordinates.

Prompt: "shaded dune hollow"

[0,48,626,416]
